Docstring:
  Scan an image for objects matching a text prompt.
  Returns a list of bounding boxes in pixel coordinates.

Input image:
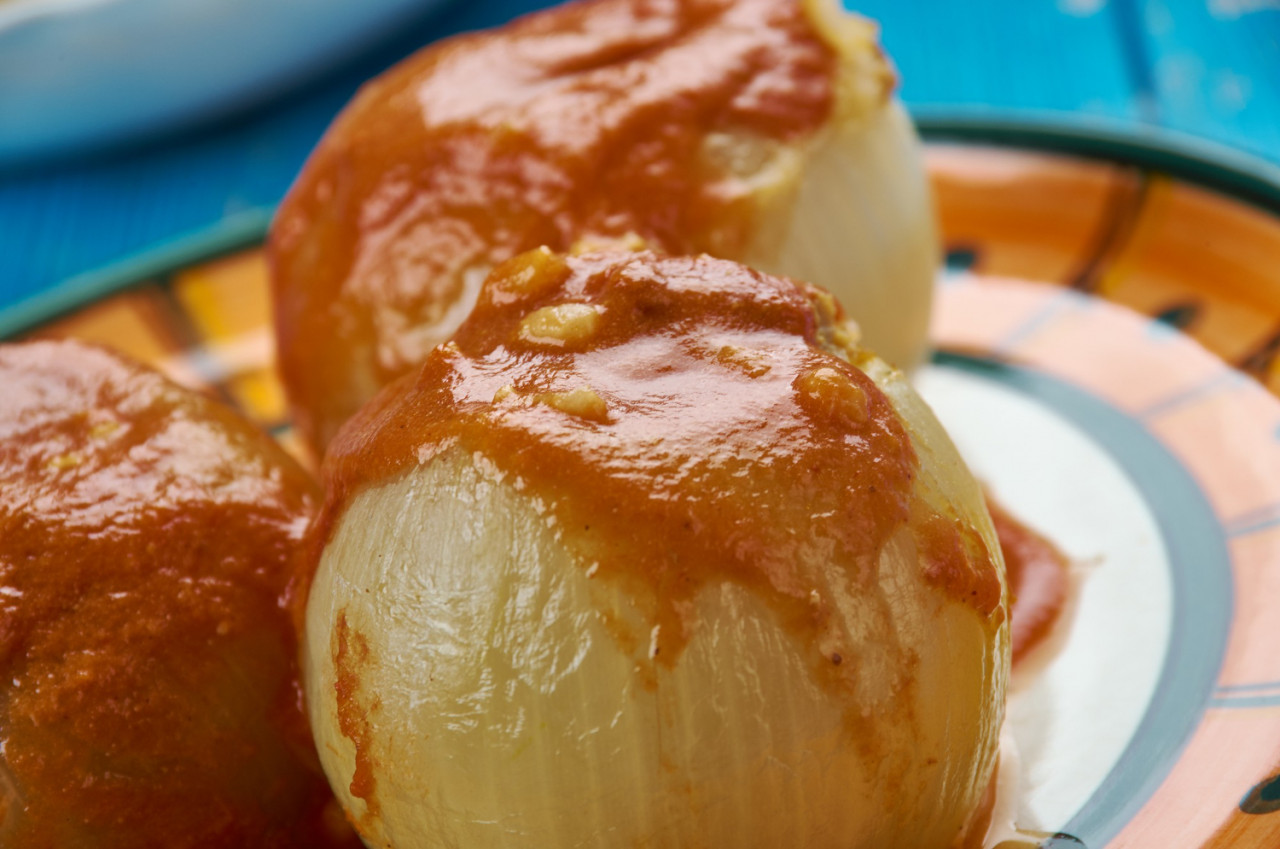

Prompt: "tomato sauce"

[0,340,358,849]
[988,498,1070,666]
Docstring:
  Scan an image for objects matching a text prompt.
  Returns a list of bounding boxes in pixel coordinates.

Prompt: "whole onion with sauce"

[0,341,359,848]
[303,251,1008,849]
[270,0,936,455]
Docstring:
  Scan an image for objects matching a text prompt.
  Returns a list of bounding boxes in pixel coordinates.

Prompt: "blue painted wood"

[2,0,1279,314]
[858,0,1138,119]
[1135,0,1280,163]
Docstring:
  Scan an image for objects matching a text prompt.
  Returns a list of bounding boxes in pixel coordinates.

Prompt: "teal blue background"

[1,0,1278,312]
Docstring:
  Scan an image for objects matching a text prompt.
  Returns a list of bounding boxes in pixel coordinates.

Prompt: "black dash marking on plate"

[1041,834,1086,848]
[1066,168,1150,293]
[1238,325,1280,382]
[1240,773,1280,815]
[1153,301,1201,332]
[944,246,979,273]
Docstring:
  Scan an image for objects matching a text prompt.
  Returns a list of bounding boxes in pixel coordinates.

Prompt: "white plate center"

[917,364,1174,833]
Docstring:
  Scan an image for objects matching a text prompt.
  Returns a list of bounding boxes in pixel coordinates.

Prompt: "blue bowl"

[0,0,455,165]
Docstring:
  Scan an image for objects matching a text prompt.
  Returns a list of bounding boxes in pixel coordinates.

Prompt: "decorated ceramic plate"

[5,119,1280,848]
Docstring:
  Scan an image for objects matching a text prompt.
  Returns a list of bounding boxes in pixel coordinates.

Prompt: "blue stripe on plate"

[1211,694,1280,710]
[1136,370,1250,420]
[992,288,1093,356]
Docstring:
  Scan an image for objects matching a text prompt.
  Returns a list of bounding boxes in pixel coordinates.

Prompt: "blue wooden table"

[2,0,1278,314]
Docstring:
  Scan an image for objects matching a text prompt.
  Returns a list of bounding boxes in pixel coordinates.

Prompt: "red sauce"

[315,251,1003,701]
[0,340,358,848]
[988,498,1069,665]
[270,0,890,453]
[333,613,380,831]
[918,509,1005,621]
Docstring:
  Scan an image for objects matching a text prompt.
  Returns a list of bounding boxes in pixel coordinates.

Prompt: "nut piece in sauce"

[0,340,359,849]
[270,0,936,454]
[303,251,1006,849]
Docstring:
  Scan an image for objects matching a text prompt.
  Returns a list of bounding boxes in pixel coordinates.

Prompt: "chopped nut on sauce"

[534,386,610,423]
[714,345,772,378]
[519,304,602,346]
[794,366,869,426]
[46,452,84,471]
[491,247,571,299]
[90,420,121,439]
[569,233,648,255]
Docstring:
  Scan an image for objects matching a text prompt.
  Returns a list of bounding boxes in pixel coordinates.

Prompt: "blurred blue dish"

[0,0,456,165]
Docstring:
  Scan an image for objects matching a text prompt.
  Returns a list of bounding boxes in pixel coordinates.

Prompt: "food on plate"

[0,340,359,848]
[302,250,1007,849]
[988,497,1069,665]
[271,0,936,454]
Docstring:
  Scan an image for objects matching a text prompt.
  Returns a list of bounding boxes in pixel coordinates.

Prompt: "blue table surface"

[2,0,1279,314]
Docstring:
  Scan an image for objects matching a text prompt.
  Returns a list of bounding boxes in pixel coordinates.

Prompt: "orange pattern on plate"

[929,145,1142,286]
[927,146,1280,392]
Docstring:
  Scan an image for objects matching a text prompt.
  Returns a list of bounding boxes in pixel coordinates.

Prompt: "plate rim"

[913,108,1280,217]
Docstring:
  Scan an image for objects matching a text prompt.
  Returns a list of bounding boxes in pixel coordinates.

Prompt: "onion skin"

[302,251,1007,849]
[745,99,937,372]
